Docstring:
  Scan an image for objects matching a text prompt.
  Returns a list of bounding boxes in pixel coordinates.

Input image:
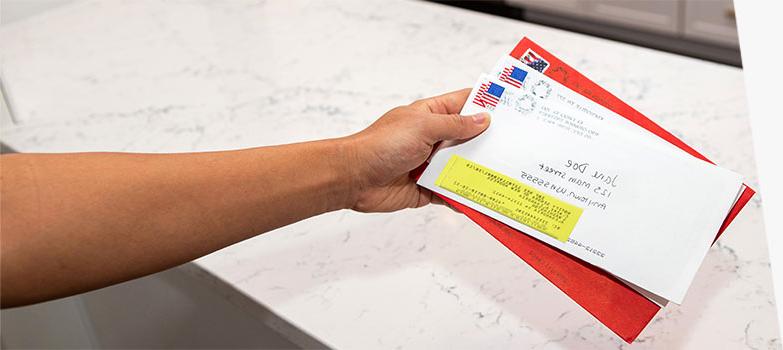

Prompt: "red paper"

[434,37,755,343]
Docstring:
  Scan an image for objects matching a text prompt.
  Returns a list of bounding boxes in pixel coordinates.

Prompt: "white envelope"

[487,56,746,306]
[418,73,743,303]
[489,56,684,156]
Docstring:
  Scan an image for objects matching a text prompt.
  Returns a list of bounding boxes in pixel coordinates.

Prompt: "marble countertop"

[1,0,779,348]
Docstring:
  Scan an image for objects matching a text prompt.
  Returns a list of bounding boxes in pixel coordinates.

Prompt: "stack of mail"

[416,37,755,342]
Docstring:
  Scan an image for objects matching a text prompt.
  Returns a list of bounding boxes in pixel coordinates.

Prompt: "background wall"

[430,0,742,66]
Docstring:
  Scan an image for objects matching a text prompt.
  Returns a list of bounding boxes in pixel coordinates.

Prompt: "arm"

[0,89,490,307]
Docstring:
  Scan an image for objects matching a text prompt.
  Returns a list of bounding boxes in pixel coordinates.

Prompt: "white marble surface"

[0,0,779,348]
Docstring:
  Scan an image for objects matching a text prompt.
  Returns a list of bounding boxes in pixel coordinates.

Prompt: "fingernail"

[471,112,490,124]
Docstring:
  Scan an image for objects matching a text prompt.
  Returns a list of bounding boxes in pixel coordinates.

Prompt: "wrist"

[325,136,365,211]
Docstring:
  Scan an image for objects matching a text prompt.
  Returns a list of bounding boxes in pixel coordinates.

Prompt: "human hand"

[344,89,490,212]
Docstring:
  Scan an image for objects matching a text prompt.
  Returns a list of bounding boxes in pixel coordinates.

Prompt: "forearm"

[0,88,482,308]
[0,138,357,307]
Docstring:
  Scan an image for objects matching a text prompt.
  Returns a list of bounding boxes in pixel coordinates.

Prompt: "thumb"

[425,112,491,143]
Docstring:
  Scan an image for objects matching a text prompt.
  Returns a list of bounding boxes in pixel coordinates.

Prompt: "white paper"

[417,73,743,303]
[488,56,747,306]
[489,56,684,156]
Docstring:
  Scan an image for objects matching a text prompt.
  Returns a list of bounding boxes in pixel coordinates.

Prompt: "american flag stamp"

[520,48,550,73]
[498,65,528,88]
[472,81,505,110]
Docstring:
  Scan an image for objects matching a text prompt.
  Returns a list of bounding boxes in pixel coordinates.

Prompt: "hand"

[345,89,490,212]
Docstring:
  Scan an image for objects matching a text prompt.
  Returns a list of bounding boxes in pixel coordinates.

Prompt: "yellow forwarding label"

[435,155,583,242]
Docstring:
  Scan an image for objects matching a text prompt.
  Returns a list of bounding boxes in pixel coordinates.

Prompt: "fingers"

[417,188,459,212]
[411,88,472,114]
[422,112,491,143]
[408,88,490,143]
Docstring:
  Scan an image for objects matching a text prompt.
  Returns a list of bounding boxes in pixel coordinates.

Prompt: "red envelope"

[432,37,755,343]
